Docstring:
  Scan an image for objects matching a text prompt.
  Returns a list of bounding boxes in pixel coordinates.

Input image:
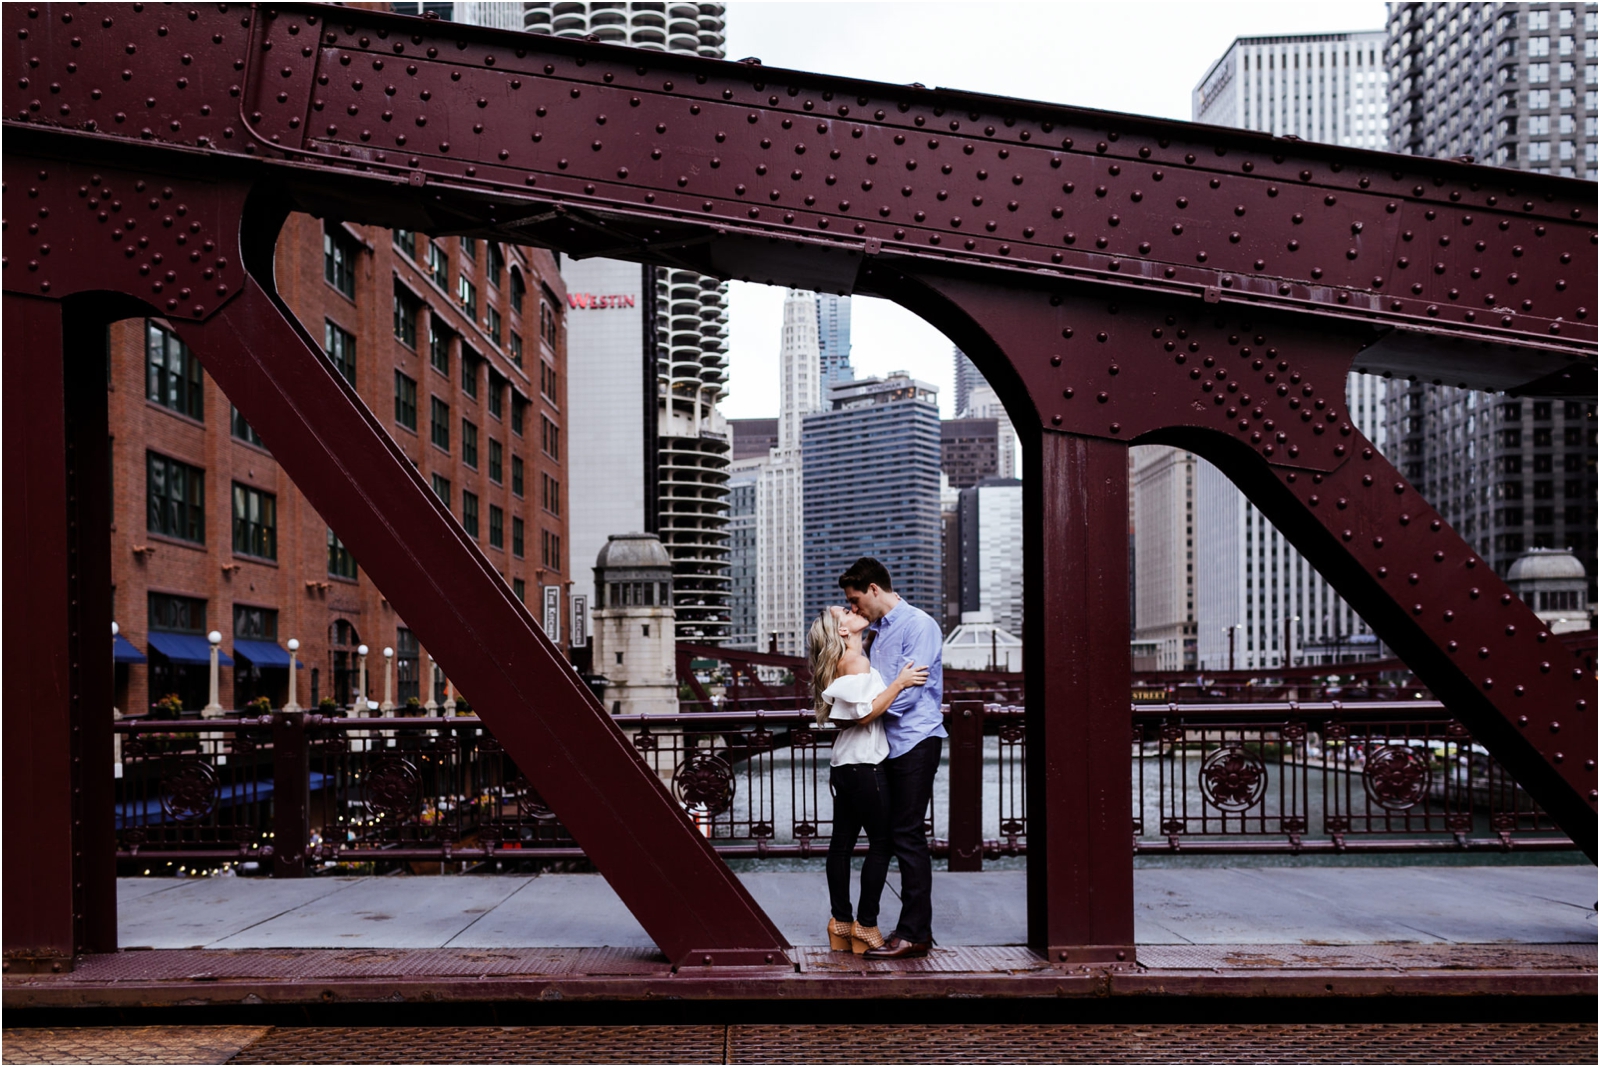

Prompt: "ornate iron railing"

[113,700,1572,872]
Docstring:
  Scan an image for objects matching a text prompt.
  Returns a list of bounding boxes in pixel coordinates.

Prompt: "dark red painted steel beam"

[890,271,1595,856]
[0,154,790,970]
[2,295,77,970]
[2,2,1595,971]
[3,3,1593,386]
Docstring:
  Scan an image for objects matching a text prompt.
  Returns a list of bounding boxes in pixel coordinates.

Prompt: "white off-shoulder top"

[821,668,890,767]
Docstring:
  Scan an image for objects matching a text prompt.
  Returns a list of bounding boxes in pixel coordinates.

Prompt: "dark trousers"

[827,762,893,926]
[883,735,942,943]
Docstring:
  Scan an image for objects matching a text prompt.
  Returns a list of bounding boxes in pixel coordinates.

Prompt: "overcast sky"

[717,0,1388,418]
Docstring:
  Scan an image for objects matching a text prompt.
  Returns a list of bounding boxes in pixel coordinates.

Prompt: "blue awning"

[145,631,233,667]
[232,639,303,669]
[112,633,147,664]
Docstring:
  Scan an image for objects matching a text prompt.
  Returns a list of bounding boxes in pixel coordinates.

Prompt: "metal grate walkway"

[3,1023,1595,1065]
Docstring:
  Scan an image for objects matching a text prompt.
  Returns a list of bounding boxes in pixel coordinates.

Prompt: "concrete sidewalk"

[115,866,1597,951]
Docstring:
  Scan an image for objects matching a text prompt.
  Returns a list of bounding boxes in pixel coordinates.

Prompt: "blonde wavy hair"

[806,609,846,727]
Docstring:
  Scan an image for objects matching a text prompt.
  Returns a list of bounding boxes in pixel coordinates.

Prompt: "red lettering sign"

[567,293,637,309]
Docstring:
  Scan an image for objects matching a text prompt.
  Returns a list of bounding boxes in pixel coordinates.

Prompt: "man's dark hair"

[838,557,893,593]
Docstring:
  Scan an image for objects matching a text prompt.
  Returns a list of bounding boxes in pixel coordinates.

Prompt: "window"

[393,284,419,348]
[431,474,451,508]
[325,320,357,384]
[1529,89,1551,108]
[489,438,503,483]
[328,527,357,579]
[513,578,526,603]
[147,452,205,543]
[510,330,523,367]
[462,490,479,538]
[462,418,479,468]
[540,528,562,569]
[460,236,477,262]
[458,275,478,319]
[542,473,561,515]
[512,455,525,496]
[149,592,206,633]
[486,243,504,289]
[486,306,502,346]
[540,361,559,402]
[510,269,525,313]
[146,320,204,420]
[429,321,450,375]
[431,397,450,450]
[512,516,525,557]
[323,223,358,299]
[460,349,479,398]
[489,504,504,548]
[232,483,277,560]
[512,395,525,436]
[394,371,418,430]
[396,627,419,702]
[393,228,416,258]
[428,241,448,289]
[539,300,561,347]
[540,414,560,459]
[1530,63,1550,84]
[234,604,278,640]
[488,374,504,419]
[231,406,264,447]
[1529,36,1550,57]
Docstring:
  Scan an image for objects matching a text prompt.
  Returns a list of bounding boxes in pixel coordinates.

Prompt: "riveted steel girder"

[2,3,1594,972]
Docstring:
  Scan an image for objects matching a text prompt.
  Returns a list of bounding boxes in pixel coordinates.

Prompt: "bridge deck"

[7,867,1593,1005]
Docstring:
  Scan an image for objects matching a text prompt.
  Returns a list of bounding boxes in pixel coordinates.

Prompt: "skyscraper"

[803,373,943,626]
[525,2,735,641]
[940,419,1001,489]
[1382,2,1599,601]
[753,291,820,657]
[1190,29,1393,671]
[1385,3,1597,179]
[1193,30,1391,149]
[956,478,1024,640]
[816,293,854,391]
[725,461,760,650]
[952,348,981,419]
[1130,446,1196,671]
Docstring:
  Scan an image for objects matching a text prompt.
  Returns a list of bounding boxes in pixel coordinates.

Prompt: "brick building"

[111,215,568,715]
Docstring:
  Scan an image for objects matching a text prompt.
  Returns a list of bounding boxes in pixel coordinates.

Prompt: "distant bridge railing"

[112,701,1573,874]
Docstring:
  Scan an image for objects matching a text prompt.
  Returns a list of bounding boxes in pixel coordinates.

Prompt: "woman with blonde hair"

[807,605,929,953]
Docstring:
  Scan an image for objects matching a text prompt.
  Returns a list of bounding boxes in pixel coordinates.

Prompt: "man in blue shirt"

[839,556,945,959]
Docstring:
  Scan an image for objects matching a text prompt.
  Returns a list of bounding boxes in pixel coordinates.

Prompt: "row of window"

[148,446,557,570]
[386,228,548,367]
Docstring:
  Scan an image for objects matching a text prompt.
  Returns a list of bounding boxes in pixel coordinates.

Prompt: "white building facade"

[1193,31,1390,150]
[753,291,821,657]
[561,258,653,634]
[1189,29,1393,673]
[1131,446,1196,672]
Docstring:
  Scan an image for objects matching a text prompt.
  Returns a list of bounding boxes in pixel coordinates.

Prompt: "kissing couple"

[806,557,945,960]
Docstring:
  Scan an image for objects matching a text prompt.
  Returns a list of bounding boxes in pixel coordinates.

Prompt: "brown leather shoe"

[862,935,930,960]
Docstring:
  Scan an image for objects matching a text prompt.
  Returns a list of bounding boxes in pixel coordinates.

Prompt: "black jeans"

[883,735,942,943]
[827,762,893,927]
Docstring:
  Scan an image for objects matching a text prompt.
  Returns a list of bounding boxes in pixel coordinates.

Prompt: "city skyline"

[719,1,1389,421]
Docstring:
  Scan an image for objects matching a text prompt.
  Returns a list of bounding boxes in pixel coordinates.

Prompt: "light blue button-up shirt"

[867,599,946,759]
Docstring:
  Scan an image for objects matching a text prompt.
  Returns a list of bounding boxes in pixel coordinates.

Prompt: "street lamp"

[285,638,302,712]
[356,644,369,716]
[203,630,225,717]
[381,646,395,712]
[1283,615,1300,671]
[1227,623,1242,672]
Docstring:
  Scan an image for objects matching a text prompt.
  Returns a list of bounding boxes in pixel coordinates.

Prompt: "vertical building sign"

[542,585,561,644]
[570,593,589,648]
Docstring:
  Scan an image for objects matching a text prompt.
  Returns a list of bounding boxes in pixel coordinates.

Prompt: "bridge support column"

[1027,431,1135,967]
[2,294,117,971]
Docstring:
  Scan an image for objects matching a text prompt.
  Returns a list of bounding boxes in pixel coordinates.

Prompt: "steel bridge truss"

[3,3,1594,975]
